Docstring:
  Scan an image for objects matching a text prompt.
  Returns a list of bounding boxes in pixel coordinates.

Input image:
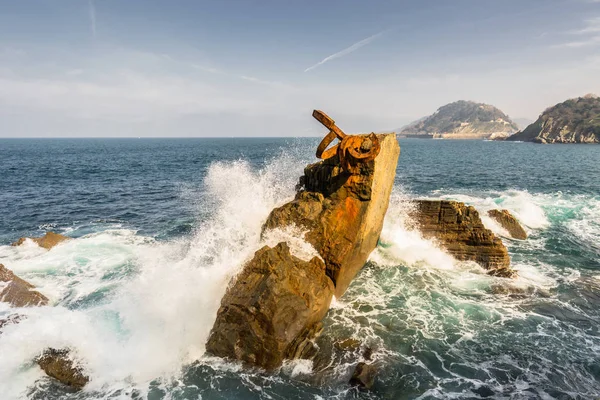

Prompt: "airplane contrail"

[304,30,388,73]
[89,0,97,38]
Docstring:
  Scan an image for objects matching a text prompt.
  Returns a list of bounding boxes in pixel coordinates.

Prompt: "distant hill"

[400,100,519,139]
[508,94,600,144]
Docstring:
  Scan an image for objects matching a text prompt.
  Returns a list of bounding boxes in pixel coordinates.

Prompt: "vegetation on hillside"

[509,95,600,143]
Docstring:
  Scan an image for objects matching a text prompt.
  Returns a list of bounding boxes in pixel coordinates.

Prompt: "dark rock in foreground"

[206,243,334,369]
[411,200,515,277]
[0,264,49,307]
[349,362,377,389]
[37,349,89,390]
[487,209,527,240]
[12,232,70,250]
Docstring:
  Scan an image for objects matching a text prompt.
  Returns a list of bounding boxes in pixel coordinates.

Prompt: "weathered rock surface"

[507,95,600,144]
[206,242,334,369]
[349,362,377,389]
[0,267,88,389]
[0,264,49,307]
[12,232,70,250]
[487,209,527,240]
[37,349,89,390]
[264,134,400,297]
[206,132,400,369]
[411,200,515,277]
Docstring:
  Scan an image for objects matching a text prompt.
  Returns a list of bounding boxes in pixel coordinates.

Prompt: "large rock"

[264,134,400,297]
[206,242,334,369]
[349,362,377,389]
[37,348,89,390]
[411,200,515,277]
[487,209,527,240]
[12,232,70,250]
[206,133,400,369]
[0,264,49,307]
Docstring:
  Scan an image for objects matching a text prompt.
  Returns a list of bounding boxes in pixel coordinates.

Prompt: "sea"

[0,138,599,400]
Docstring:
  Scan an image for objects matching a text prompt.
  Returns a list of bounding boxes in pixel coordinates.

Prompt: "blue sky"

[0,0,599,137]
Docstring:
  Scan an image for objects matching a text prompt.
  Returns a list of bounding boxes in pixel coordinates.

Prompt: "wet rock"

[264,133,400,297]
[206,243,334,370]
[12,232,70,250]
[334,338,361,352]
[207,130,400,370]
[487,209,527,240]
[349,362,377,389]
[0,264,49,307]
[37,348,89,390]
[490,284,551,298]
[411,200,515,277]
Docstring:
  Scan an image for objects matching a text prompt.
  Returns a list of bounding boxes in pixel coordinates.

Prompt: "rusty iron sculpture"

[313,110,381,174]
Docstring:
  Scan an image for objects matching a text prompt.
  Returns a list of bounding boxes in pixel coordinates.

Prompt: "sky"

[0,0,599,137]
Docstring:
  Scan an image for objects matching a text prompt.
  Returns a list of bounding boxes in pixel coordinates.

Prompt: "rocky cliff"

[507,95,600,144]
[400,100,519,139]
[206,125,400,369]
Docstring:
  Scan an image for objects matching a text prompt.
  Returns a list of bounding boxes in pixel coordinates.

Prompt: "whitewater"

[0,138,599,399]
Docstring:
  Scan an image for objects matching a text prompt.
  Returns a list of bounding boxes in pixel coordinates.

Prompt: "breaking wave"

[1,151,599,399]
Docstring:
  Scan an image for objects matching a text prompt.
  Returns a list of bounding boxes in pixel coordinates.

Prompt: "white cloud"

[556,16,600,47]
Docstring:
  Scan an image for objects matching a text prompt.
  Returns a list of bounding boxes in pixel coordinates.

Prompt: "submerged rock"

[411,200,515,277]
[206,114,400,370]
[0,314,24,333]
[349,362,377,389]
[0,264,49,307]
[487,209,527,240]
[12,232,70,250]
[206,242,334,369]
[37,348,89,390]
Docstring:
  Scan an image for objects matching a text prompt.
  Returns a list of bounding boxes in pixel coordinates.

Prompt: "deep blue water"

[0,138,599,399]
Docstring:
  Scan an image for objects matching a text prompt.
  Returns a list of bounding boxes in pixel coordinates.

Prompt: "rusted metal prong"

[315,130,340,159]
[313,110,346,140]
[313,110,381,173]
[314,110,347,159]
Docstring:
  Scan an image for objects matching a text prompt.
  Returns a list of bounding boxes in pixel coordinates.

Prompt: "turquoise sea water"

[0,138,599,399]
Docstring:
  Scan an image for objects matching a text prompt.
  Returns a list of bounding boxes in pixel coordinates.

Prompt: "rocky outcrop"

[0,264,49,307]
[264,134,400,297]
[12,232,70,250]
[487,209,527,240]
[0,266,88,389]
[411,200,515,277]
[349,362,377,389]
[507,95,600,144]
[37,349,89,390]
[206,130,400,369]
[206,243,333,369]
